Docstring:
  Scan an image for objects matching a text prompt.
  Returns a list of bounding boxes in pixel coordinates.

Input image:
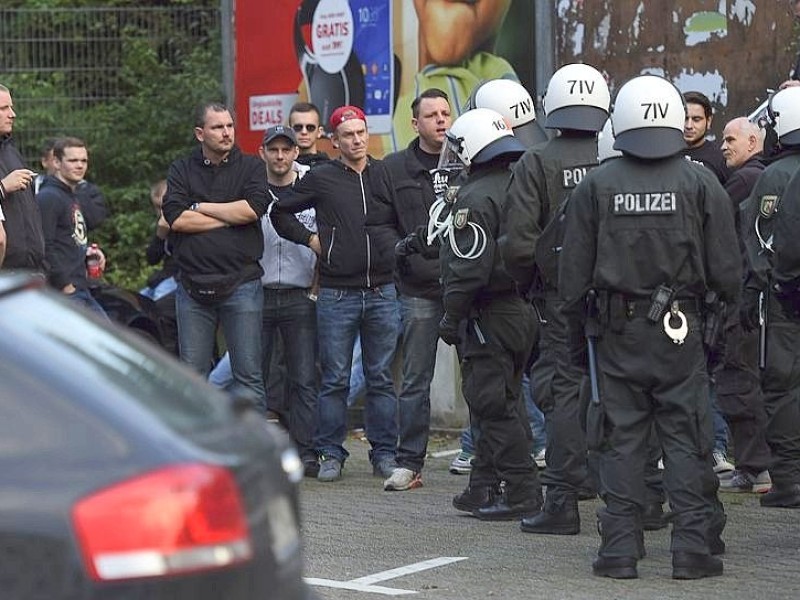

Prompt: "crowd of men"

[4,55,800,579]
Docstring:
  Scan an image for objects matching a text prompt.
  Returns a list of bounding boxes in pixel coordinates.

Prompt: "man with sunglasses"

[289,102,330,168]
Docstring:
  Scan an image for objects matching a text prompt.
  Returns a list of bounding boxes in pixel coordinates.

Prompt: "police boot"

[473,486,542,522]
[760,483,800,508]
[452,484,499,513]
[592,508,639,579]
[641,501,668,531]
[672,552,723,580]
[520,492,580,535]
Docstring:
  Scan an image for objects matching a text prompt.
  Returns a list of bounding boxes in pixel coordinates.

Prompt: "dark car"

[0,273,313,600]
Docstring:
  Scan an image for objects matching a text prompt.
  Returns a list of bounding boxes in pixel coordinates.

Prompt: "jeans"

[709,382,731,454]
[462,372,546,455]
[347,335,366,407]
[70,288,110,320]
[396,295,444,472]
[262,288,318,462]
[315,284,400,464]
[176,278,266,411]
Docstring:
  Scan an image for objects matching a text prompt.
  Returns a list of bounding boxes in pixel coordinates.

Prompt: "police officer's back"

[560,75,740,580]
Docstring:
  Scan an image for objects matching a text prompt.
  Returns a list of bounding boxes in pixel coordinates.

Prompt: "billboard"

[233,0,535,157]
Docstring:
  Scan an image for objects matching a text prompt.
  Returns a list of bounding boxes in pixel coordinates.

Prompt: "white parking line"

[306,556,468,595]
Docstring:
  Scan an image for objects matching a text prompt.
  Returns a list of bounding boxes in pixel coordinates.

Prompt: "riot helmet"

[611,75,687,159]
[467,79,543,147]
[441,107,526,169]
[543,63,610,132]
[597,118,622,163]
[767,86,800,146]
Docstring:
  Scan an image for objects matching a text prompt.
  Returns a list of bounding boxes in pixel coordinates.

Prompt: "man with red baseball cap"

[271,105,402,484]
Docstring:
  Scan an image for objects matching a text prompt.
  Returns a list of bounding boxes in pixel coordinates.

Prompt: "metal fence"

[0,6,222,166]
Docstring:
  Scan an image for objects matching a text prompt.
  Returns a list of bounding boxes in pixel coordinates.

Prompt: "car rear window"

[0,287,235,435]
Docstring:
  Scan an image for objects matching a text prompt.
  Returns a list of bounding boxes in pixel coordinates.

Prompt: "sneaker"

[384,467,423,491]
[533,449,547,469]
[372,457,398,479]
[265,409,281,424]
[449,451,474,474]
[317,457,342,482]
[720,469,772,493]
[712,451,735,478]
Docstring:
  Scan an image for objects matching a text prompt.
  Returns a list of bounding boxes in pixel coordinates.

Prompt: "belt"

[621,297,702,320]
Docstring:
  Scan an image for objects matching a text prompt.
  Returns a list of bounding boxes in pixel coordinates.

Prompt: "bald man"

[721,117,766,208]
[715,116,772,494]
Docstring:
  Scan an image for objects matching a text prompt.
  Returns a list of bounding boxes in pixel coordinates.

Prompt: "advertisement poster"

[234,0,535,157]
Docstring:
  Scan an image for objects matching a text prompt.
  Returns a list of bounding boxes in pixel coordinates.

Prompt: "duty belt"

[621,296,702,320]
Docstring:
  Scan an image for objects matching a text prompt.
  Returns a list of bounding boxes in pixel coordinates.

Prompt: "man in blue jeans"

[272,105,401,482]
[162,101,269,409]
[382,88,453,491]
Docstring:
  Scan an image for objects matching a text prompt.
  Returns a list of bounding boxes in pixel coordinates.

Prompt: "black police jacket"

[271,157,400,289]
[440,161,518,321]
[741,150,800,292]
[383,138,441,300]
[768,154,800,291]
[559,154,741,322]
[500,133,599,294]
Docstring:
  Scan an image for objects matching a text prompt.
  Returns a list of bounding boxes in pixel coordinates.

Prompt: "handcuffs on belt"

[662,300,688,345]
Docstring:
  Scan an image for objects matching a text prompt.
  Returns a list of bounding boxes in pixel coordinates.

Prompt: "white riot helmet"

[768,86,800,145]
[611,75,687,159]
[597,118,622,163]
[442,107,526,168]
[467,79,544,147]
[543,63,610,132]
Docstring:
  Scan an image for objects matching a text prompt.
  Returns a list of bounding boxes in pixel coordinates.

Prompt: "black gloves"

[739,289,760,332]
[438,312,462,346]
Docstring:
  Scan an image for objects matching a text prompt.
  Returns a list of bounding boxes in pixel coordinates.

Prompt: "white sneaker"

[533,449,547,469]
[449,451,474,474]
[383,467,423,491]
[712,451,735,478]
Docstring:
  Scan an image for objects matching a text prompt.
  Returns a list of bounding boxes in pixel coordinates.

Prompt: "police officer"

[438,107,543,521]
[500,63,610,535]
[560,75,740,579]
[742,85,800,508]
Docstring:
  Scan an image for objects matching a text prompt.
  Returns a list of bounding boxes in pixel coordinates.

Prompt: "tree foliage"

[1,2,223,289]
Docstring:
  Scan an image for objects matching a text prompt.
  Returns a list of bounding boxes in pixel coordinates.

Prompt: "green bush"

[2,3,223,289]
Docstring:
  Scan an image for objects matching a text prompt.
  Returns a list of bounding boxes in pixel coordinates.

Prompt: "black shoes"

[672,551,723,580]
[760,483,800,508]
[520,497,580,535]
[592,556,638,579]
[452,485,498,513]
[473,496,542,521]
[641,502,668,531]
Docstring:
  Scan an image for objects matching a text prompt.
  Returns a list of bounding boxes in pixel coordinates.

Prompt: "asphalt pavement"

[299,432,800,600]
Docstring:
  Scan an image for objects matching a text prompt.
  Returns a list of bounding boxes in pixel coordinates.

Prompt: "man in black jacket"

[715,117,772,493]
[382,88,452,491]
[0,83,45,272]
[272,105,402,483]
[162,101,270,411]
[37,137,106,317]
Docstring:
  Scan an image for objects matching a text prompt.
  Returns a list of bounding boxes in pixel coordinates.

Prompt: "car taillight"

[73,463,252,581]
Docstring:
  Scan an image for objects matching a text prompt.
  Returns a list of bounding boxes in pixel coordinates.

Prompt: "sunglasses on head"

[292,124,318,132]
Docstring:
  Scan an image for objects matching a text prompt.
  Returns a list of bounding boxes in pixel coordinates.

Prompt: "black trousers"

[714,306,771,474]
[463,297,541,504]
[532,292,591,503]
[761,300,800,486]
[593,314,721,558]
